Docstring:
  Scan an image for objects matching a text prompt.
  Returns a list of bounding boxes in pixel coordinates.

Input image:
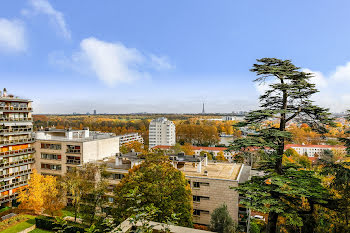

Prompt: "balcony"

[0,148,35,158]
[0,180,28,192]
[66,149,81,154]
[0,106,33,112]
[0,158,35,169]
[0,137,35,146]
[66,159,81,165]
[0,128,33,136]
[0,193,18,204]
[0,168,32,180]
[0,117,33,123]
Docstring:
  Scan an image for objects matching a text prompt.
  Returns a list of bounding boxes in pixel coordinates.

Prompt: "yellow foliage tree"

[18,170,45,214]
[18,169,64,215]
[216,151,227,161]
[181,143,194,155]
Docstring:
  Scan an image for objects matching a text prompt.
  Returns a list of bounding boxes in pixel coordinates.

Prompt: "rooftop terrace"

[180,162,242,180]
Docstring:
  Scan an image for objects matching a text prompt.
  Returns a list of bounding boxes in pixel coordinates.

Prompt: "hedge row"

[35,216,85,233]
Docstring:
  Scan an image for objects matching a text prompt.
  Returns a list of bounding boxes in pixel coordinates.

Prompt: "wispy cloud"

[22,0,71,39]
[0,18,26,52]
[50,37,174,87]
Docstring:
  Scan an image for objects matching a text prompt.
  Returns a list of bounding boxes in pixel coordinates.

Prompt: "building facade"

[0,89,35,206]
[149,117,176,148]
[118,133,144,146]
[285,144,346,157]
[34,128,119,176]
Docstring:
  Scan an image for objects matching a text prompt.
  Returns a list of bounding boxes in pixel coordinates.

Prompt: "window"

[108,197,114,203]
[193,209,201,216]
[41,163,61,171]
[193,182,209,188]
[193,209,209,216]
[41,153,61,160]
[193,196,209,202]
[67,145,81,154]
[113,173,124,180]
[41,143,61,150]
[66,156,81,165]
[193,182,200,188]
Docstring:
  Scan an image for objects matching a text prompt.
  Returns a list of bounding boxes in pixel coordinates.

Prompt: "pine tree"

[230,58,334,232]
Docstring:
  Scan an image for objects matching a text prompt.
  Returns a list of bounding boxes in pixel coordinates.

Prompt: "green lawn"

[29,229,53,233]
[62,208,80,218]
[0,215,36,233]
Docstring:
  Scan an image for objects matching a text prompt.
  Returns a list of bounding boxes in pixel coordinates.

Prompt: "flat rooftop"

[35,129,117,142]
[180,162,242,180]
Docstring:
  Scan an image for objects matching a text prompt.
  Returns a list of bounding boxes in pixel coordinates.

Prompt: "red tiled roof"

[285,144,346,150]
[152,145,228,151]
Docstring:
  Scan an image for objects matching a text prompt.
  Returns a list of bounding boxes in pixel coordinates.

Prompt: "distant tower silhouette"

[202,102,205,114]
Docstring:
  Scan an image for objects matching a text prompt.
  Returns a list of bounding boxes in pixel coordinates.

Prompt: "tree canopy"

[113,154,193,227]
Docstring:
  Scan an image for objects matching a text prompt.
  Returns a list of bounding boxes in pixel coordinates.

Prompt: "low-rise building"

[284,144,346,157]
[34,128,119,176]
[101,153,250,228]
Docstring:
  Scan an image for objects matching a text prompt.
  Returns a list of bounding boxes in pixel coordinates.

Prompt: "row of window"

[41,143,61,150]
[41,144,81,153]
[41,153,61,160]
[41,163,61,171]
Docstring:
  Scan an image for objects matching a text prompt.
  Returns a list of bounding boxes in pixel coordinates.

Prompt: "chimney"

[204,154,208,166]
[197,160,202,173]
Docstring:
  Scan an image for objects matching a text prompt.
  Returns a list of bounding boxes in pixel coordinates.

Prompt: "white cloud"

[0,18,26,52]
[330,61,350,82]
[150,54,174,70]
[80,38,148,86]
[50,37,174,86]
[303,68,328,88]
[24,0,71,39]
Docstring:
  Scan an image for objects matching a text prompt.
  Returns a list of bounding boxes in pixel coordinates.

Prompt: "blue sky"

[1,0,350,114]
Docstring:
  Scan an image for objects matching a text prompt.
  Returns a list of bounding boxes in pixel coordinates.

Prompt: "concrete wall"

[82,137,119,163]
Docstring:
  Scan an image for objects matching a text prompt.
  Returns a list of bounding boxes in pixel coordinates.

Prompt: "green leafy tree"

[113,154,193,227]
[230,58,334,232]
[210,204,237,233]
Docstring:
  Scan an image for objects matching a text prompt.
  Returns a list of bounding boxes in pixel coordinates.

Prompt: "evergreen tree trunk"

[267,212,278,233]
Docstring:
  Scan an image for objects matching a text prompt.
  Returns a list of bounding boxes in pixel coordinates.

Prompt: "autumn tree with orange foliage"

[18,170,64,215]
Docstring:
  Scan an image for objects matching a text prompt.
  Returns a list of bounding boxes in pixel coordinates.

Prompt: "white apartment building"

[149,117,176,148]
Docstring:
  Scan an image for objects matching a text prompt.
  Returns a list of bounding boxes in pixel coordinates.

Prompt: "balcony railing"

[0,128,33,135]
[0,117,33,122]
[0,148,35,158]
[0,137,35,146]
[0,168,32,180]
[66,159,81,165]
[66,150,81,154]
[0,193,18,204]
[0,180,28,192]
[0,158,35,169]
[0,106,33,112]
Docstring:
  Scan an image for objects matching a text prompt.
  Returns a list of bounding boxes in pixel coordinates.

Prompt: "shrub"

[35,216,85,233]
